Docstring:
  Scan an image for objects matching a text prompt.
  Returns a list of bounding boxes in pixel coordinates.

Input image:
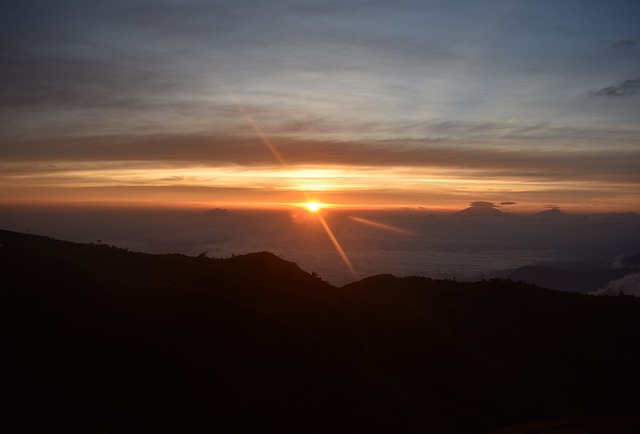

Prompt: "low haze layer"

[2,205,638,287]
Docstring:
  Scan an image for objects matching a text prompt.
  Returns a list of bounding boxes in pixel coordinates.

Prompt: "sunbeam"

[349,216,419,236]
[316,211,358,280]
[215,75,288,167]
[217,73,357,278]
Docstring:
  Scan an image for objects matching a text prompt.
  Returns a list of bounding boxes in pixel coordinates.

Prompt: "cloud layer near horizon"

[3,135,639,183]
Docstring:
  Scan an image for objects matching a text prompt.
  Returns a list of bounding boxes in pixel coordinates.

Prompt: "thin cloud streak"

[589,79,640,98]
[2,136,639,185]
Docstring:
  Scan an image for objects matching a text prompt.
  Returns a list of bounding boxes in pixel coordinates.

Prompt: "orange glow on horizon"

[3,159,639,213]
[2,83,639,214]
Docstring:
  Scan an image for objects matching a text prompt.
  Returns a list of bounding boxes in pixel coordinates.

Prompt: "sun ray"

[215,73,358,279]
[215,74,288,167]
[316,212,358,280]
[349,216,419,236]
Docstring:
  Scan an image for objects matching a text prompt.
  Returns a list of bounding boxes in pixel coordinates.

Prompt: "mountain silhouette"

[2,229,640,433]
[531,207,568,220]
[454,202,508,218]
[507,251,640,294]
[507,265,632,293]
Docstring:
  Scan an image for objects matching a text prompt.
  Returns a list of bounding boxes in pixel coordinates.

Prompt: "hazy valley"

[2,204,639,290]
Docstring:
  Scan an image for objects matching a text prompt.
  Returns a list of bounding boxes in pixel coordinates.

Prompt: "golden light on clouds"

[1,160,639,212]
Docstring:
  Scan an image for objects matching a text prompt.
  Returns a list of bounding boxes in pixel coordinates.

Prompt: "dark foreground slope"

[1,230,640,433]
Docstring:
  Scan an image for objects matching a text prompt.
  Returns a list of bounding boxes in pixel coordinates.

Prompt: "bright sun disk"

[304,201,324,212]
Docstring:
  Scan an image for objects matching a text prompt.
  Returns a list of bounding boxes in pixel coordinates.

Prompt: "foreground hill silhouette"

[2,229,640,433]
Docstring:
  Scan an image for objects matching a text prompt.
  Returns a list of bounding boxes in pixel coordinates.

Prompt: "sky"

[2,0,640,212]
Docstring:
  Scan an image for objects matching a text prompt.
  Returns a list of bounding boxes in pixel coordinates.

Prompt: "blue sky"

[1,0,639,211]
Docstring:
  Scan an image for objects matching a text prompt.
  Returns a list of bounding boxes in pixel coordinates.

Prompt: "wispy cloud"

[612,39,635,49]
[594,272,640,297]
[2,134,640,185]
[469,201,497,208]
[589,79,640,98]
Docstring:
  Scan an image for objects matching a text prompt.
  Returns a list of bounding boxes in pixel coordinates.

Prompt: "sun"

[304,201,324,212]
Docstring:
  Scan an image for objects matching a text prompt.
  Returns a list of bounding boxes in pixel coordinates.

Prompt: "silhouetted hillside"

[2,229,640,433]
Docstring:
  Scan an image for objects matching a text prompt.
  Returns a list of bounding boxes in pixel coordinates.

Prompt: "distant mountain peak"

[533,208,567,218]
[454,202,507,218]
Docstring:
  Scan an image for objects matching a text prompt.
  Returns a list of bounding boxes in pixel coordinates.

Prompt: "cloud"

[612,39,635,49]
[499,201,517,206]
[2,134,640,185]
[593,272,640,297]
[604,254,625,270]
[469,201,496,208]
[589,79,640,98]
